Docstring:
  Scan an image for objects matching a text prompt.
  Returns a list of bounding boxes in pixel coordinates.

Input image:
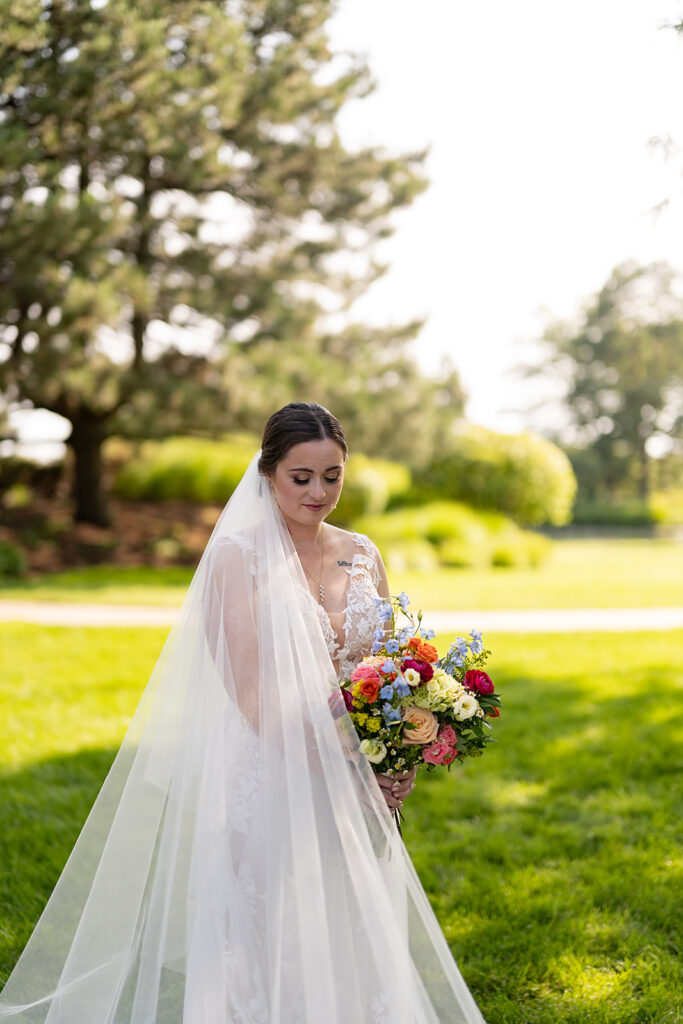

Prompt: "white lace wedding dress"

[314,531,383,680]
[0,458,486,1024]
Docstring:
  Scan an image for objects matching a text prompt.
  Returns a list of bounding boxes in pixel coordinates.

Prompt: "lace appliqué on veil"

[316,532,383,679]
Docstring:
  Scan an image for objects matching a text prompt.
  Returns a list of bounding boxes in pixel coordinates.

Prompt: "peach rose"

[401,706,439,746]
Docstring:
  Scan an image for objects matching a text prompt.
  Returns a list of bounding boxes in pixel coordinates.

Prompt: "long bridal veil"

[0,451,485,1024]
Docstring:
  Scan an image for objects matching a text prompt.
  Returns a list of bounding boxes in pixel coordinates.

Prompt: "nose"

[308,478,326,500]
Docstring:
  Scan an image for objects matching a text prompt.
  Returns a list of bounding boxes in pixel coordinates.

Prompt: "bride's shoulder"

[325,523,382,562]
[206,524,262,577]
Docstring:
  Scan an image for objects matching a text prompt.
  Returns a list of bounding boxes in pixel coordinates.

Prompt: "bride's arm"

[202,537,260,733]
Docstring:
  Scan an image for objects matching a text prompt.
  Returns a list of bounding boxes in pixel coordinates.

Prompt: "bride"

[0,402,486,1023]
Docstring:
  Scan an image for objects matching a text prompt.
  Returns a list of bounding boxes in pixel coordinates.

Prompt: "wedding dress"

[0,452,486,1024]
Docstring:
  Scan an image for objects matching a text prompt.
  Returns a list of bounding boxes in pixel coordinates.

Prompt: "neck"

[282,516,325,551]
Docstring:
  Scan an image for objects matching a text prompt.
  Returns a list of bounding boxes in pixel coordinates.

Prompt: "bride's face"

[269,438,345,525]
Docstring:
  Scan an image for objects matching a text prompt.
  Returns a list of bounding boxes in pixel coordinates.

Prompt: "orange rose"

[354,677,381,703]
[400,706,439,745]
[407,637,438,663]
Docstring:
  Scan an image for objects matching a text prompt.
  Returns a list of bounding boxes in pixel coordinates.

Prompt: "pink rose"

[464,669,494,694]
[402,658,433,683]
[422,739,457,766]
[350,664,382,685]
[438,724,457,747]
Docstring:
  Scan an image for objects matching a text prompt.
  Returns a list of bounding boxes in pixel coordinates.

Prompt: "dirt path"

[1,601,682,632]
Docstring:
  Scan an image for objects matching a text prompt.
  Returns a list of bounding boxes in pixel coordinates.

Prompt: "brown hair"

[258,403,348,477]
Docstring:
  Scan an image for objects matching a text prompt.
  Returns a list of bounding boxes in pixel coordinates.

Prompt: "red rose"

[342,688,355,712]
[464,669,494,694]
[402,658,433,683]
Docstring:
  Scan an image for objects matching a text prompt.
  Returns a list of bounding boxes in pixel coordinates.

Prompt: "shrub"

[0,540,27,578]
[354,501,551,570]
[330,454,411,524]
[112,435,411,519]
[112,434,259,503]
[571,499,657,526]
[419,423,577,526]
[648,490,683,526]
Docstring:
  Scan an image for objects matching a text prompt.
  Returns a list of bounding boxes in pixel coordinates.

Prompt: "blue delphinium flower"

[371,640,383,654]
[469,629,483,654]
[380,683,395,700]
[447,636,468,667]
[382,703,401,724]
[420,628,436,640]
[394,677,411,698]
[398,591,411,610]
[386,638,400,654]
[397,629,412,645]
[378,602,393,622]
[373,627,385,642]
[381,659,396,674]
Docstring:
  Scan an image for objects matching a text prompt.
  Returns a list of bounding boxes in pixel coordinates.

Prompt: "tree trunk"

[67,413,111,526]
[637,440,650,502]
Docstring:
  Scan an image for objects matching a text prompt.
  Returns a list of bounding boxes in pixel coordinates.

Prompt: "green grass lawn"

[1,624,682,1021]
[1,537,682,609]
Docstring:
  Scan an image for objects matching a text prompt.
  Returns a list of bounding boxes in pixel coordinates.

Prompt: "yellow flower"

[352,712,368,727]
[366,716,381,733]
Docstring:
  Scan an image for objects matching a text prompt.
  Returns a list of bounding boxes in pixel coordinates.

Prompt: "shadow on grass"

[2,663,682,1021]
[405,664,683,1023]
[0,746,117,984]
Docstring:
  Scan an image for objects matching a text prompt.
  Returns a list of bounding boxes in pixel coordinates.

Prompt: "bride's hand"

[376,766,417,810]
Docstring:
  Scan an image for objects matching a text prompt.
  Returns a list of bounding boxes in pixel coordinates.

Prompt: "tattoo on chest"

[337,559,353,567]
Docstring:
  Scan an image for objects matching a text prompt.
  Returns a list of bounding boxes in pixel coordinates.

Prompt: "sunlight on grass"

[1,537,682,610]
[1,625,682,1020]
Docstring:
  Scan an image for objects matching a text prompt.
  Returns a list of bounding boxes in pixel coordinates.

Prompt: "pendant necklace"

[302,529,325,605]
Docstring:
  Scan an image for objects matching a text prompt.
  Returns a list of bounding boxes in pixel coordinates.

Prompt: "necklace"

[300,529,325,605]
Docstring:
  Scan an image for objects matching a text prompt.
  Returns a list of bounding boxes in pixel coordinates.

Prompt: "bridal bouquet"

[339,593,500,776]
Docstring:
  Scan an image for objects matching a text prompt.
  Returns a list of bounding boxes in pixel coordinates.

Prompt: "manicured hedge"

[418,423,577,526]
[111,434,259,503]
[354,501,551,572]
[111,435,411,521]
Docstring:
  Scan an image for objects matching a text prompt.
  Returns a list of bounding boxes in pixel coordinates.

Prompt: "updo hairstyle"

[258,403,348,478]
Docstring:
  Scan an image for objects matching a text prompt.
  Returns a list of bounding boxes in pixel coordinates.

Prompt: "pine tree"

[0,0,427,523]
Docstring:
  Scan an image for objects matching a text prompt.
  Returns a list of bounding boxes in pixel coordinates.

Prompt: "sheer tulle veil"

[0,451,485,1023]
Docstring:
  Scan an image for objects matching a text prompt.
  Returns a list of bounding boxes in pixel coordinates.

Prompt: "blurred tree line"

[0,0,465,525]
[520,262,683,509]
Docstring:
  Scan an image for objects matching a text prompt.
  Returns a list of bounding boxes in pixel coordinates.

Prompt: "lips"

[304,504,325,510]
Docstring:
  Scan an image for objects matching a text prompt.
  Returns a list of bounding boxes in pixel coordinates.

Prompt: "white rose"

[454,693,479,720]
[360,738,387,764]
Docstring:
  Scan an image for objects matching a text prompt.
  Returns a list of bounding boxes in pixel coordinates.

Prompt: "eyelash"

[293,477,340,485]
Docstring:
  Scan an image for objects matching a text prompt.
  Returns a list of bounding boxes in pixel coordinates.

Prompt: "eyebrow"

[288,466,342,473]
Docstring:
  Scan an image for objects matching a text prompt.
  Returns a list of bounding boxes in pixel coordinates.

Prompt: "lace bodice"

[313,532,383,679]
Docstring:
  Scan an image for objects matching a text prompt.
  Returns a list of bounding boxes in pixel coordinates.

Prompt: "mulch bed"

[1,474,222,575]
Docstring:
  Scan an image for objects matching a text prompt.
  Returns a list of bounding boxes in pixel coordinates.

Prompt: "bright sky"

[328,0,683,433]
[9,0,683,456]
